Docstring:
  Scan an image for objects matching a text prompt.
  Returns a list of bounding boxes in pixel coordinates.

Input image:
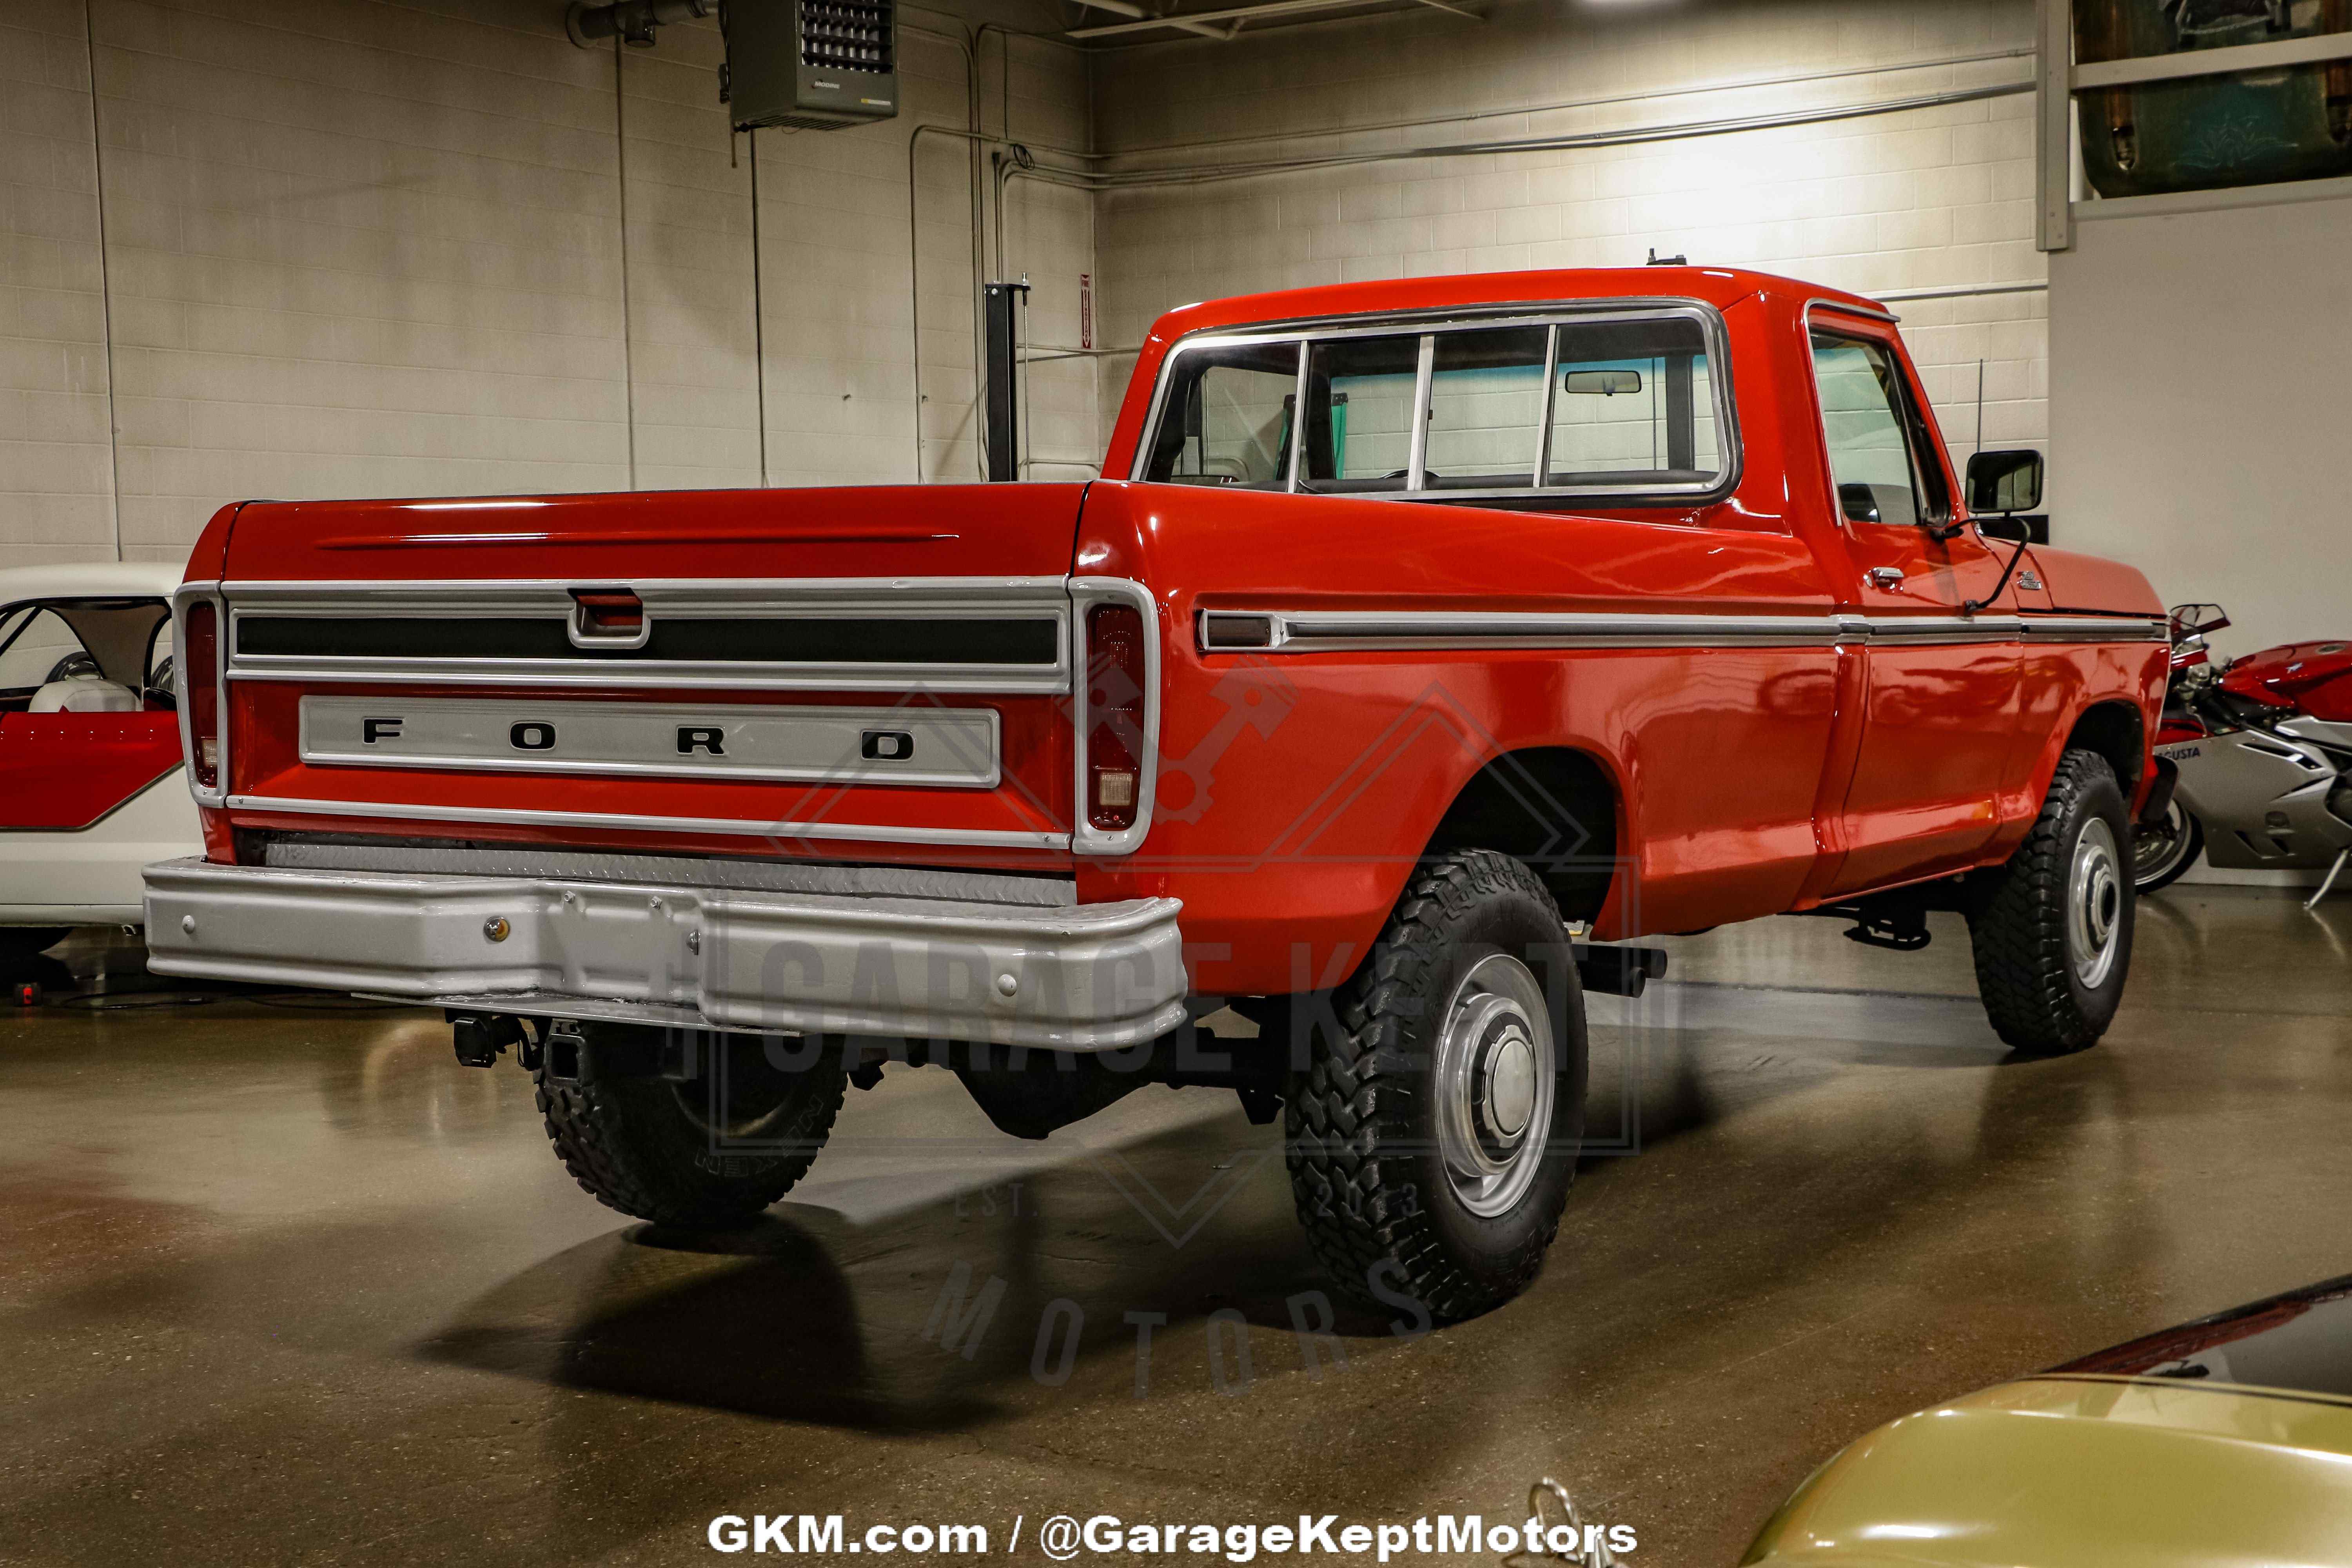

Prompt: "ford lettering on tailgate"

[298,696,999,788]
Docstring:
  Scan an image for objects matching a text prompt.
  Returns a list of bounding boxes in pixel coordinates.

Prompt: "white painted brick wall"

[1,0,116,570]
[0,0,1096,570]
[7,0,2051,566]
[702,20,1099,488]
[74,0,634,565]
[1089,0,2051,483]
[619,20,758,493]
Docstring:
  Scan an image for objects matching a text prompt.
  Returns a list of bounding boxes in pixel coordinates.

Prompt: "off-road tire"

[2133,799,2202,893]
[1969,749,2135,1054]
[1285,849,1588,1324]
[535,1031,846,1229]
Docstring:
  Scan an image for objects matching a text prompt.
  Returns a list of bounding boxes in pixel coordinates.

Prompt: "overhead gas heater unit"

[564,0,899,132]
[724,0,900,131]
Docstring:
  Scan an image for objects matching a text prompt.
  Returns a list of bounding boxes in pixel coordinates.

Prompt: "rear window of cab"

[1136,305,1736,506]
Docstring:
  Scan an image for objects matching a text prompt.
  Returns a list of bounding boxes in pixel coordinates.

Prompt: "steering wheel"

[145,655,177,710]
[45,652,100,684]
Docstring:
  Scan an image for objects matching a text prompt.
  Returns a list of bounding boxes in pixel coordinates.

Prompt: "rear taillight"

[185,600,220,790]
[1085,602,1146,833]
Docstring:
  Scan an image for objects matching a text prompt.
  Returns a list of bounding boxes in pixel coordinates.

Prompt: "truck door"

[1807,316,2021,895]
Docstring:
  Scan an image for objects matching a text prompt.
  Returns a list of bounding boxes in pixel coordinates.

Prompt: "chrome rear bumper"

[142,858,1187,1050]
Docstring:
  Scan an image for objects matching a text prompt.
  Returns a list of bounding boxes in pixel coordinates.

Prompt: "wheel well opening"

[1422,747,1619,922]
[2066,701,2145,793]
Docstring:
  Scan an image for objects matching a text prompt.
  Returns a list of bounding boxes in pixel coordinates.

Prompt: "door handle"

[1866,566,1905,589]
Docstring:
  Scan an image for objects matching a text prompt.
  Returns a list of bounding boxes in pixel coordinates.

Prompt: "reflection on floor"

[2,887,2348,1564]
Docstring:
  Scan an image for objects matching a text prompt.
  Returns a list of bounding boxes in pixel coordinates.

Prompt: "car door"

[1807,316,2022,895]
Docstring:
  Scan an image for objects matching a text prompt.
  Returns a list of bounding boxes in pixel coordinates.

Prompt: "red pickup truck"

[145,268,2167,1321]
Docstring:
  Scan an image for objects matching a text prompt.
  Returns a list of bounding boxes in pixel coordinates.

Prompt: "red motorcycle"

[2137,604,2352,904]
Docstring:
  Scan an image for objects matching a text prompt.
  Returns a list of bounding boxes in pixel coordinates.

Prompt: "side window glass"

[1424,327,1548,490]
[0,609,92,692]
[1811,334,1924,527]
[1143,341,1301,488]
[1547,317,1721,487]
[1299,333,1423,493]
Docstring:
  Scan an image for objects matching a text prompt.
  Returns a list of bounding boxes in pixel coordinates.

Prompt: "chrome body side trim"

[223,794,1070,851]
[1261,610,1847,651]
[220,576,1075,695]
[2018,616,2171,643]
[1866,615,2025,645]
[1195,608,2169,653]
[143,857,1186,1050]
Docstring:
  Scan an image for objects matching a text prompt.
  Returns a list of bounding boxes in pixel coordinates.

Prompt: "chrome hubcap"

[2069,818,2124,989]
[1435,954,1555,1218]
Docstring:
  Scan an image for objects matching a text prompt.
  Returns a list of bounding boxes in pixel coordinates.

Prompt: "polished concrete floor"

[3,886,2349,1565]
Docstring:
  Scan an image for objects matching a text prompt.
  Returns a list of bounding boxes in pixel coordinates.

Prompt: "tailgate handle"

[569,587,648,648]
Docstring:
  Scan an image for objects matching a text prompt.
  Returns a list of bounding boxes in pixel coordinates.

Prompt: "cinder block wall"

[1087,0,2050,481]
[0,0,1093,569]
[5,0,2059,572]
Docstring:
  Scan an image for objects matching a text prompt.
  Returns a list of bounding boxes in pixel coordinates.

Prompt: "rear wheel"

[1968,750,2135,1054]
[1285,850,1588,1324]
[536,1025,846,1229]
[2132,799,2202,892]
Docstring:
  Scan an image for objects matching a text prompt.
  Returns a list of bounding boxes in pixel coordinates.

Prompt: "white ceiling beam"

[2073,29,2352,90]
[1067,0,1236,40]
[1069,0,1463,40]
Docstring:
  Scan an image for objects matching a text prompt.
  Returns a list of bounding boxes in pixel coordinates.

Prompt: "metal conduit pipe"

[990,78,2031,202]
[908,21,1073,482]
[897,18,991,484]
[908,20,1054,482]
[1089,44,2036,158]
[908,121,983,485]
[1076,79,2036,189]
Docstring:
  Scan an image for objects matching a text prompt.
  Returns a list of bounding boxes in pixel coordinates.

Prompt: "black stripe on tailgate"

[235,616,1061,665]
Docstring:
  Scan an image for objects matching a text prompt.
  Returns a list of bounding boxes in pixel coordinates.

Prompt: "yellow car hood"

[1742,1375,2352,1567]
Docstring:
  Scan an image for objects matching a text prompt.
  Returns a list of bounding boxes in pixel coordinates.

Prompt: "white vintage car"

[0,562,202,958]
